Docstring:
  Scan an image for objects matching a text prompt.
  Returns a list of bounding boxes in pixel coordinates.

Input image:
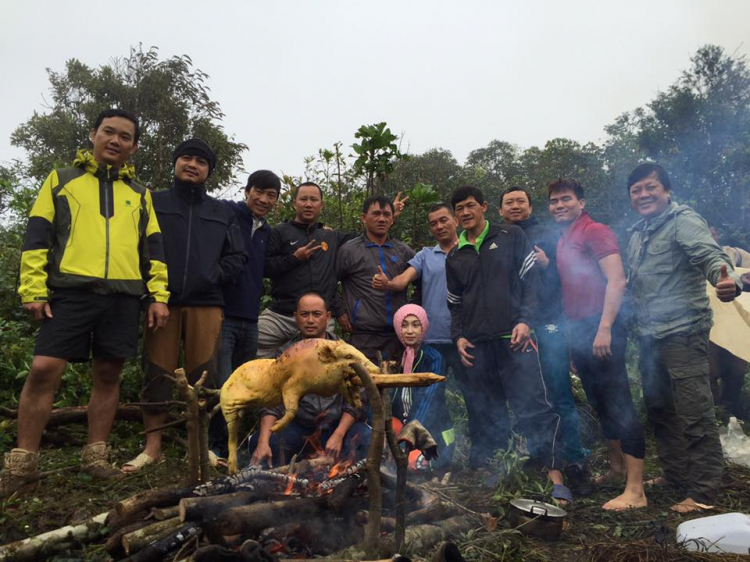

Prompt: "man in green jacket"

[626,163,742,513]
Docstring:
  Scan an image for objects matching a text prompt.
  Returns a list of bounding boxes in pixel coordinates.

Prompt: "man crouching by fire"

[625,163,743,513]
[247,292,371,468]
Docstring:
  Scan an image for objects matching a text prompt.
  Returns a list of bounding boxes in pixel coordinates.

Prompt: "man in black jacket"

[499,187,589,491]
[123,138,247,471]
[447,186,570,502]
[257,182,354,358]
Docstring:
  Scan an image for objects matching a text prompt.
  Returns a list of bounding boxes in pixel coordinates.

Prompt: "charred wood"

[216,497,328,540]
[121,516,183,555]
[120,522,200,562]
[179,490,267,523]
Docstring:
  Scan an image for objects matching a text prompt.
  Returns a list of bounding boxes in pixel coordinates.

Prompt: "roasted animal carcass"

[220,338,380,473]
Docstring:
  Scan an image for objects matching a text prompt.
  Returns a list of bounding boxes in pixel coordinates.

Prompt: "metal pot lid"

[510,498,567,518]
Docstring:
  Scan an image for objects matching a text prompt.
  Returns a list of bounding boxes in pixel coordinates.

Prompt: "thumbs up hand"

[372,265,390,291]
[716,264,738,302]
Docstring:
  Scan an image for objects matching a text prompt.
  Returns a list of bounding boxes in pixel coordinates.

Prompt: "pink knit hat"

[393,304,430,374]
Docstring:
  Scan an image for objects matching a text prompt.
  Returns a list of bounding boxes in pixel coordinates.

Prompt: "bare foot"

[602,490,648,511]
[670,498,714,513]
[645,476,669,486]
[594,469,625,485]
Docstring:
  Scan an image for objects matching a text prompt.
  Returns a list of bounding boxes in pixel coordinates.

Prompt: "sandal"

[552,483,574,504]
[121,452,163,473]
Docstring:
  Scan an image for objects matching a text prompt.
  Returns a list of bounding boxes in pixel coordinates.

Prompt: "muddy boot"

[81,442,124,480]
[1,448,40,498]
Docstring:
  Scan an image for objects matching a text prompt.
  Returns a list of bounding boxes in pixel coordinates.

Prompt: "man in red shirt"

[551,178,647,511]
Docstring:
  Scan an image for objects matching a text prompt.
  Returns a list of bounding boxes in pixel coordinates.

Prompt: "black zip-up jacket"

[264,220,355,317]
[152,179,247,307]
[514,217,564,325]
[446,222,540,342]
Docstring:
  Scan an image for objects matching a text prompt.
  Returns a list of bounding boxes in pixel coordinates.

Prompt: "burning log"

[326,473,366,511]
[121,516,184,555]
[179,490,268,523]
[215,497,328,540]
[119,522,200,562]
[0,511,108,562]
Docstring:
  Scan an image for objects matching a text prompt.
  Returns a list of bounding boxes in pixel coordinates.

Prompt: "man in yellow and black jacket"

[1,109,169,498]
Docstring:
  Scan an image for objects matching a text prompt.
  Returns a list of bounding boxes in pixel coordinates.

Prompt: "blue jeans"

[247,419,372,468]
[536,323,586,464]
[210,316,259,457]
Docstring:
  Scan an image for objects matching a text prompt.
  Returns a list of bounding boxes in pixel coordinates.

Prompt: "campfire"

[100,362,471,561]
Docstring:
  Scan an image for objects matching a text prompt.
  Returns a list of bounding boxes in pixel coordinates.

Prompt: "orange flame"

[284,473,297,495]
[327,459,352,479]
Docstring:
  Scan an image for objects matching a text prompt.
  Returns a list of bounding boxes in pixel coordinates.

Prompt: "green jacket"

[626,202,741,338]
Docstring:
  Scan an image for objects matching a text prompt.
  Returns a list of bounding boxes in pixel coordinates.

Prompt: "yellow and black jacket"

[19,150,170,304]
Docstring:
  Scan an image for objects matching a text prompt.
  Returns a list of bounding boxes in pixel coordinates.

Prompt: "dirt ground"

[2,420,750,561]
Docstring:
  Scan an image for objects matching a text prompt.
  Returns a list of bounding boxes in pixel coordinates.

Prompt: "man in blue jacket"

[210,169,281,459]
[123,139,247,471]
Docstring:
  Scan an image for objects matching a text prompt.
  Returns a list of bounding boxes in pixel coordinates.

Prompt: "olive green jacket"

[626,202,742,338]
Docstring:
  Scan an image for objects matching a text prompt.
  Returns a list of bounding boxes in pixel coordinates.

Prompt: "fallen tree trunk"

[179,490,266,523]
[0,511,107,562]
[122,516,183,555]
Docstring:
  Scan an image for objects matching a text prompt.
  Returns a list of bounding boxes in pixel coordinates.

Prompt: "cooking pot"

[508,498,567,541]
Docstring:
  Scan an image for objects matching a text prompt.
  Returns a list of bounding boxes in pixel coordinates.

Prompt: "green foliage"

[11,45,246,192]
[606,45,750,243]
[352,122,408,195]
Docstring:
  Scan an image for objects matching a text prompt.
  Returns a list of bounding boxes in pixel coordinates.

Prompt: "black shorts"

[34,289,142,362]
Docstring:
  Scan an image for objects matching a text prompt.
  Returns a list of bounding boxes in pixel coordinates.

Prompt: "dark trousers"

[639,330,723,504]
[709,342,748,419]
[247,419,371,468]
[536,323,586,464]
[457,337,562,470]
[568,316,645,459]
[210,316,259,457]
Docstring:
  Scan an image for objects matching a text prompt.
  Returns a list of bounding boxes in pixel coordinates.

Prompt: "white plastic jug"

[677,512,750,554]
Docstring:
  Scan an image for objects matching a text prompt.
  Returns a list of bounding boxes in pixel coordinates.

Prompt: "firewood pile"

[110,459,474,561]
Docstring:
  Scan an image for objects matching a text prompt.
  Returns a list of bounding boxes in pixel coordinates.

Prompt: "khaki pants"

[638,330,724,504]
[142,306,223,410]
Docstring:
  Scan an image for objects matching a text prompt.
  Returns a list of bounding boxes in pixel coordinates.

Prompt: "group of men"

[1,108,747,515]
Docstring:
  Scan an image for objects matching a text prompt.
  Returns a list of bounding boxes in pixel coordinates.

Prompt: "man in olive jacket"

[626,163,742,513]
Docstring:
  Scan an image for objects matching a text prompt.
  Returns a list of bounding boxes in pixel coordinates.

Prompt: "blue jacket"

[221,200,270,321]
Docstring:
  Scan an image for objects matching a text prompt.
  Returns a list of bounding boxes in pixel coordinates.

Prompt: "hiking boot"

[81,442,124,480]
[1,448,40,498]
[565,462,593,496]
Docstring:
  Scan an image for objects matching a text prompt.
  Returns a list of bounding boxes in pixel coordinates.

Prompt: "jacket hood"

[74,149,136,181]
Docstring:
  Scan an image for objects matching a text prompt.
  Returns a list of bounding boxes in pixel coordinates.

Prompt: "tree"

[352,122,408,195]
[11,45,247,191]
[605,45,750,242]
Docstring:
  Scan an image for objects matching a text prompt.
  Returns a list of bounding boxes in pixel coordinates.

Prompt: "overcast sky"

[1,1,749,182]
